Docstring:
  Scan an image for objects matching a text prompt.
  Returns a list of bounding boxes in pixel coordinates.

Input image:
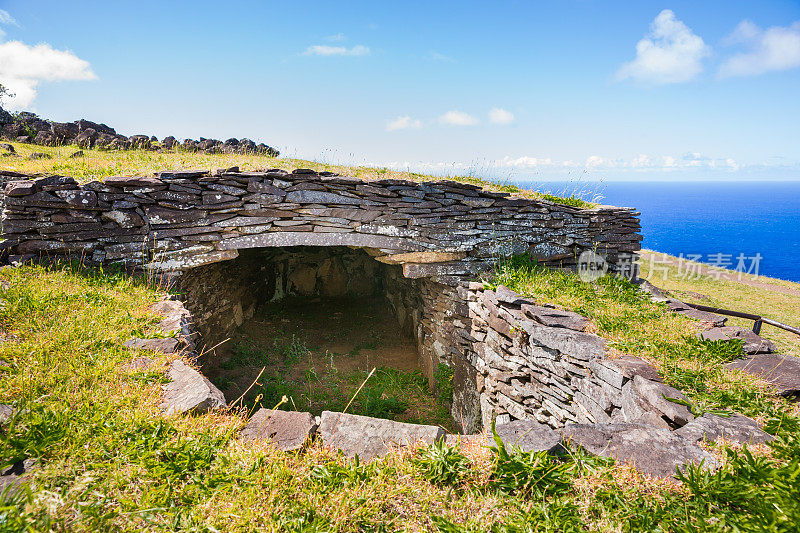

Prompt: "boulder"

[0,107,12,125]
[726,353,800,398]
[74,128,97,149]
[75,119,116,136]
[675,413,774,445]
[162,136,177,149]
[240,409,317,451]
[318,411,444,461]
[69,150,84,158]
[123,337,182,354]
[491,419,563,453]
[50,121,79,141]
[561,423,718,478]
[0,142,15,154]
[161,360,226,415]
[621,375,694,429]
[608,355,662,383]
[28,152,52,160]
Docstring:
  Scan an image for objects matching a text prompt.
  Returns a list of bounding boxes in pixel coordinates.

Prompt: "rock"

[700,326,776,355]
[521,303,589,331]
[101,210,144,228]
[162,136,177,149]
[318,411,444,461]
[0,107,12,125]
[621,375,694,429]
[726,353,800,398]
[561,423,718,478]
[4,180,36,197]
[74,128,97,149]
[518,320,605,361]
[161,360,226,415]
[150,299,194,347]
[123,356,153,371]
[0,142,15,154]
[667,300,727,326]
[0,404,15,424]
[608,355,662,382]
[0,458,37,495]
[123,337,182,354]
[69,150,84,158]
[285,190,363,205]
[240,409,317,451]
[491,419,563,453]
[28,152,52,160]
[675,413,774,445]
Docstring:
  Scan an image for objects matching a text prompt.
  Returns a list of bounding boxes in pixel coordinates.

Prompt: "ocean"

[518,181,800,283]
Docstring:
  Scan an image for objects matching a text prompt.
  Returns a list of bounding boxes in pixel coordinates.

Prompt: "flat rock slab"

[675,413,774,445]
[521,303,589,332]
[0,458,37,495]
[240,409,317,451]
[0,404,15,424]
[162,360,226,415]
[318,411,444,461]
[610,355,662,382]
[491,419,563,453]
[561,423,718,478]
[123,337,181,354]
[700,326,775,355]
[726,353,800,398]
[621,375,694,429]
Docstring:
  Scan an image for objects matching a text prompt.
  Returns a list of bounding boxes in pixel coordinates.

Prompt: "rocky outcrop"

[726,353,800,399]
[0,108,279,157]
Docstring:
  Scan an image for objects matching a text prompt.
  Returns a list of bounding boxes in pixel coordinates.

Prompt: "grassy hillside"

[1,259,798,531]
[639,250,800,357]
[0,141,592,208]
[2,145,799,530]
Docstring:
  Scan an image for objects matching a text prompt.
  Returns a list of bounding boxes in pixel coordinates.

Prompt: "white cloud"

[0,40,97,110]
[719,20,800,77]
[326,33,346,42]
[489,107,514,125]
[427,51,455,63]
[616,9,710,84]
[0,9,18,39]
[439,110,479,126]
[303,44,370,56]
[386,115,422,131]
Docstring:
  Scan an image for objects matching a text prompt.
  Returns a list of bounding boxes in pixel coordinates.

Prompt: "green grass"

[1,260,799,530]
[1,140,594,208]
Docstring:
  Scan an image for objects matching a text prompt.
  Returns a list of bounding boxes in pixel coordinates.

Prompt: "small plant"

[488,422,573,498]
[413,441,472,486]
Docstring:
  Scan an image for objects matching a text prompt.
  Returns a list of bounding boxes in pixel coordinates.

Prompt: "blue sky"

[1,0,799,181]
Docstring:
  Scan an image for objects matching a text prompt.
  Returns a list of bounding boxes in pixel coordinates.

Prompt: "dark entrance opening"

[180,246,452,429]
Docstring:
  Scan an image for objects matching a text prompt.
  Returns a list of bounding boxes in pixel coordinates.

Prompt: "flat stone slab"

[726,353,800,398]
[123,337,181,354]
[561,423,718,478]
[240,409,317,451]
[0,404,15,424]
[675,413,774,445]
[0,458,37,495]
[161,360,226,415]
[521,303,589,332]
[621,375,694,429]
[491,419,563,453]
[318,411,444,461]
[700,326,775,355]
[609,355,662,382]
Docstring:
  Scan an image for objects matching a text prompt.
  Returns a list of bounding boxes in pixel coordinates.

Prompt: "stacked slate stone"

[456,283,688,430]
[0,168,641,279]
[0,110,279,157]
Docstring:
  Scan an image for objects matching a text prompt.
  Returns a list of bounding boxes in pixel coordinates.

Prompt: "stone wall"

[1,168,644,434]
[0,169,641,279]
